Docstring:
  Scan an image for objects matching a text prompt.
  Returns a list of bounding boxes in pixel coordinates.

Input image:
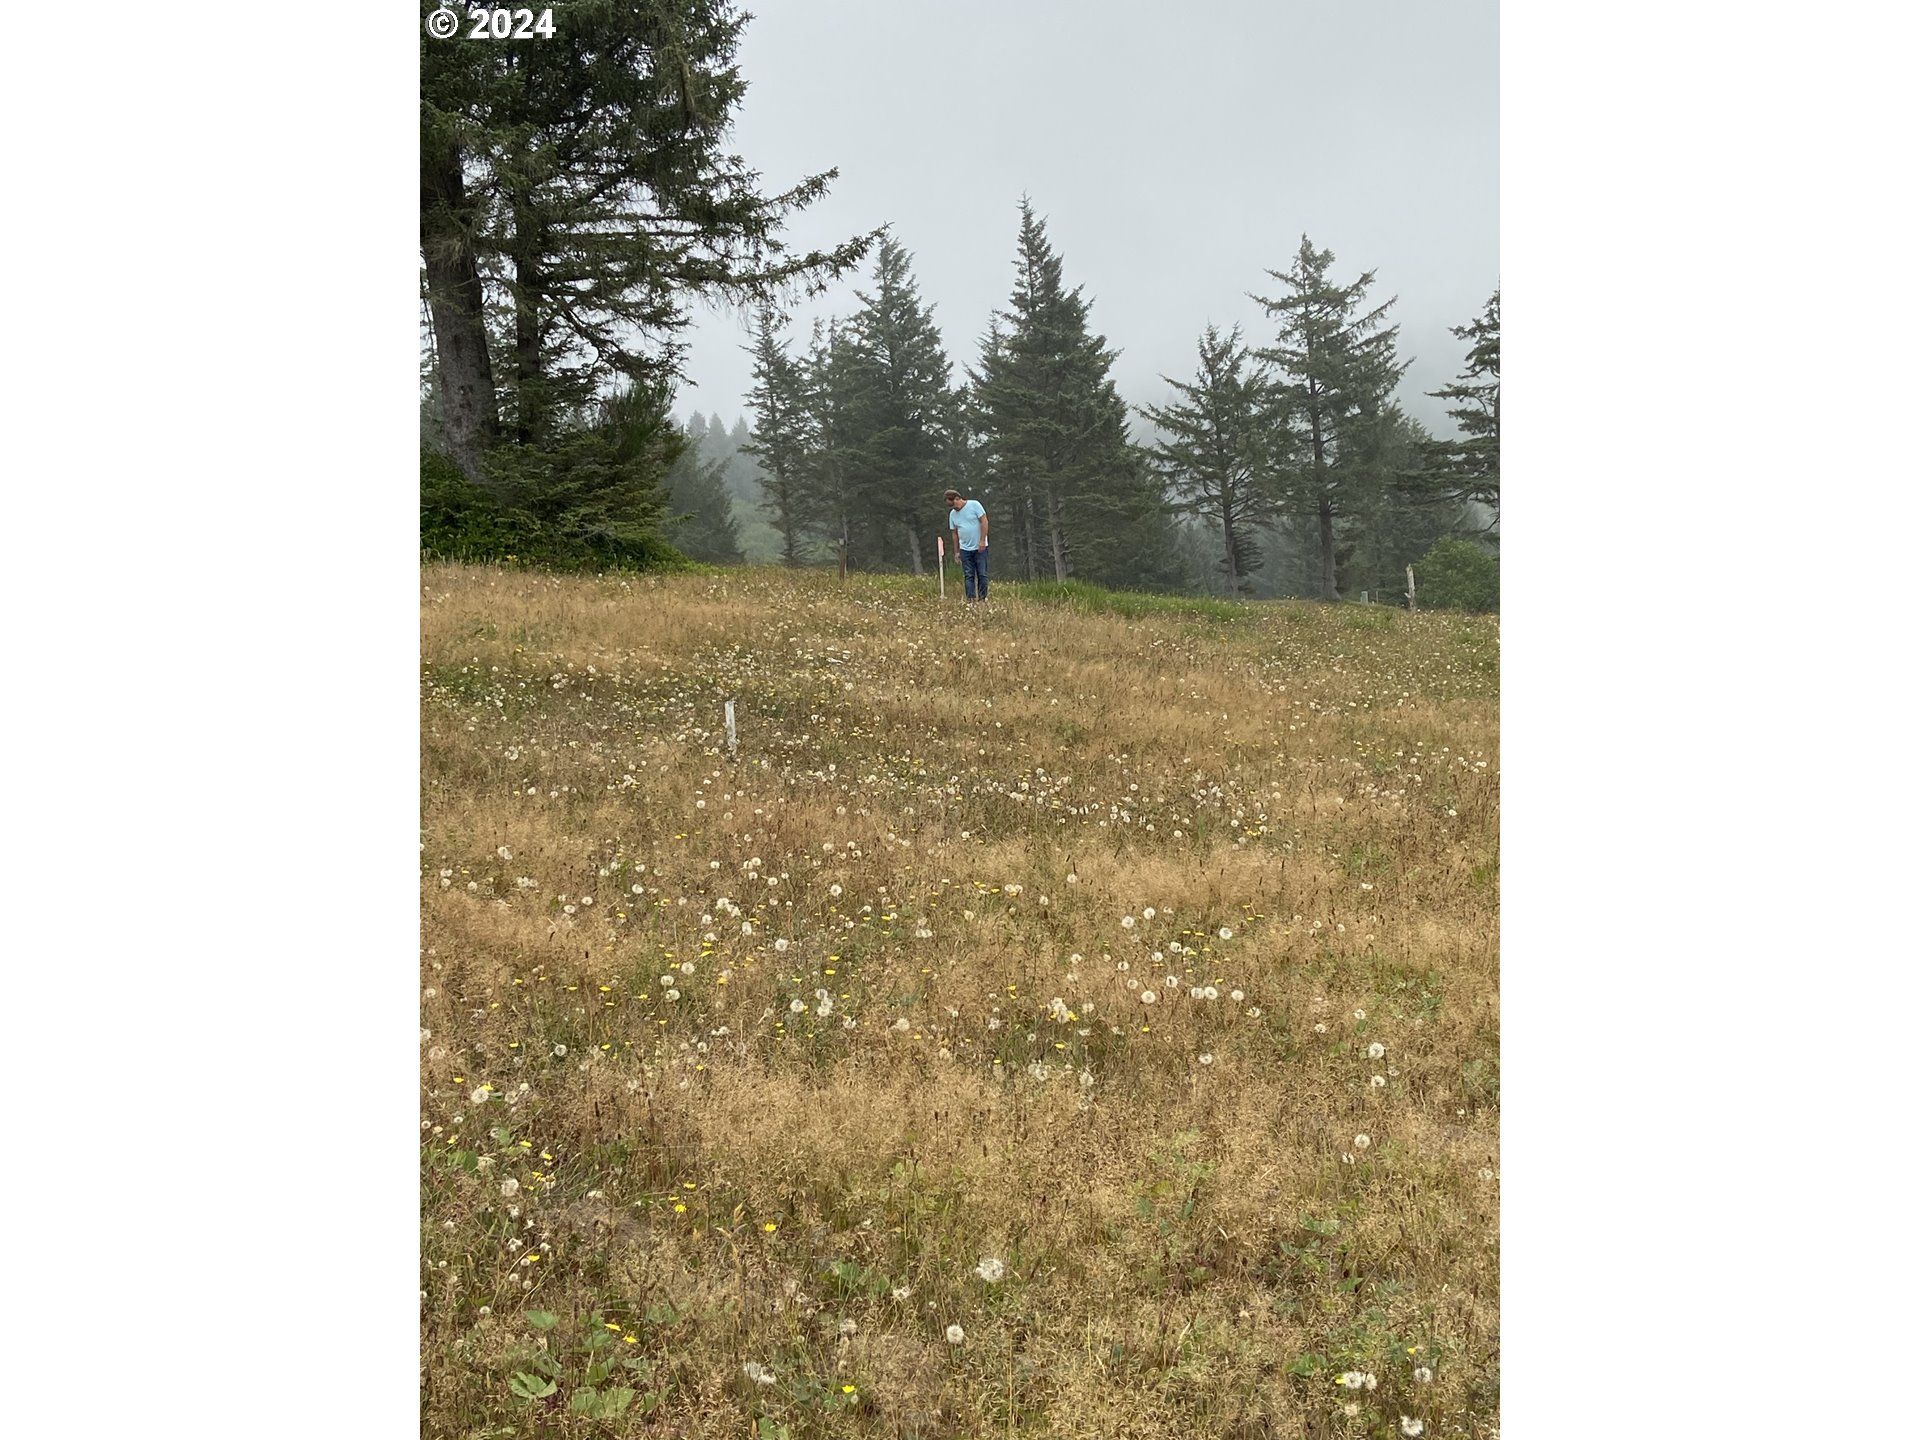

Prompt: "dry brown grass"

[421,563,1499,1439]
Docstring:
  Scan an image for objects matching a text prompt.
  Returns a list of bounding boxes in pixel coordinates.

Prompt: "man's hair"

[943,489,962,502]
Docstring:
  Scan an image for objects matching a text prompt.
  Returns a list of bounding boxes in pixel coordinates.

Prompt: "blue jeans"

[960,545,988,600]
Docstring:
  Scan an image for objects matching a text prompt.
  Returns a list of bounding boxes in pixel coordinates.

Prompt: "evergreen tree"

[1139,324,1285,594]
[664,420,744,563]
[741,304,816,567]
[799,319,885,569]
[1251,236,1410,600]
[1416,289,1500,528]
[971,201,1179,589]
[838,235,956,574]
[1335,406,1469,601]
[722,418,762,506]
[718,417,781,563]
[702,412,736,471]
[420,1,877,491]
[480,379,683,558]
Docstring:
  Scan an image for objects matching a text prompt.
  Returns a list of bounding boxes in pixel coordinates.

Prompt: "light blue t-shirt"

[948,499,985,551]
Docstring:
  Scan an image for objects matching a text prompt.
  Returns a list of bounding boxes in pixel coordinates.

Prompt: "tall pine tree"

[741,303,817,567]
[971,201,1179,589]
[664,418,744,563]
[1139,324,1285,594]
[838,235,956,574]
[798,319,887,569]
[1251,236,1409,601]
[1416,289,1500,529]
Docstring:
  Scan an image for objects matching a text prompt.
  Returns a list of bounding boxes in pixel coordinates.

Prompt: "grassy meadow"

[421,564,1500,1440]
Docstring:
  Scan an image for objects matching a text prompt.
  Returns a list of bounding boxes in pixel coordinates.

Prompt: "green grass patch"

[1011,579,1252,622]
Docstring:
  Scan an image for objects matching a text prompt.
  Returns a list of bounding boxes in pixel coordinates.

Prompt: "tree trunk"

[1220,495,1240,595]
[421,135,500,490]
[779,500,800,568]
[1046,483,1070,582]
[906,525,924,575]
[1318,500,1339,602]
[1021,489,1040,581]
[510,198,544,446]
[1307,388,1338,601]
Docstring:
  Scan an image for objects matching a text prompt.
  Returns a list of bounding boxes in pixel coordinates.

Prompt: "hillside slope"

[421,565,1500,1439]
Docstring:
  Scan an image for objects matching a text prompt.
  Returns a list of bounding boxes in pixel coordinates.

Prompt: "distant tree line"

[737,209,1500,604]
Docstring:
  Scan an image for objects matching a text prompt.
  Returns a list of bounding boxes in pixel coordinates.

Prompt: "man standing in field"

[945,489,989,602]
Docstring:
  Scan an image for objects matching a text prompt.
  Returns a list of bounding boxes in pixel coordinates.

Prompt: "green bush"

[1413,538,1499,613]
[420,444,696,574]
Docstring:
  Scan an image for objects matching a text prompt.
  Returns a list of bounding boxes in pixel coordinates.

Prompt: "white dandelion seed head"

[789,999,807,1014]
[1400,1418,1423,1436]
[774,938,789,952]
[1230,989,1245,1003]
[1371,1075,1387,1088]
[974,1256,1005,1283]
[945,1324,965,1344]
[1314,1023,1328,1034]
[1218,927,1233,940]
[1199,1053,1214,1066]
[1121,915,1136,929]
[1142,906,1156,920]
[1368,1041,1386,1059]
[741,1361,775,1386]
[1354,1134,1372,1150]
[838,1317,858,1336]
[1140,990,1157,1005]
[552,1044,566,1057]
[470,1085,492,1104]
[500,1178,519,1198]
[891,1285,913,1302]
[1354,1008,1367,1020]
[1413,1366,1433,1384]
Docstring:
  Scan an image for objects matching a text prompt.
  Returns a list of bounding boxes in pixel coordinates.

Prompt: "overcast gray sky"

[676,0,1498,437]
